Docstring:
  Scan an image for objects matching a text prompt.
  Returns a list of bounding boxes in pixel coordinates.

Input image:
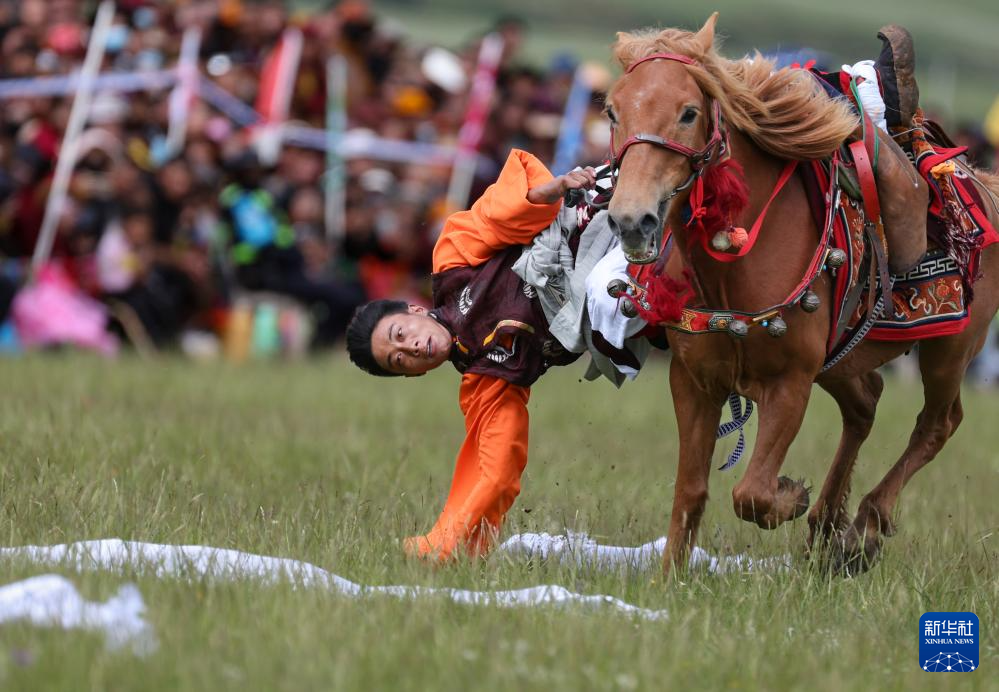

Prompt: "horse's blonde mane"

[611,26,859,160]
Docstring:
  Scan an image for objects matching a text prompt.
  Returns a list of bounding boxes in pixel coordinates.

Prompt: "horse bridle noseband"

[609,52,729,196]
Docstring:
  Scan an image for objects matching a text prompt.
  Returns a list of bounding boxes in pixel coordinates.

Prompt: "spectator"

[0,1,631,355]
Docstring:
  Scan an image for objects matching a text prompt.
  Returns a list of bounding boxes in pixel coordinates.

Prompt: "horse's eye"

[679,108,698,125]
[605,108,617,125]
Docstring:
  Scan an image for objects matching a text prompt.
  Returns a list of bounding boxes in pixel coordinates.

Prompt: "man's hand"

[526,167,597,205]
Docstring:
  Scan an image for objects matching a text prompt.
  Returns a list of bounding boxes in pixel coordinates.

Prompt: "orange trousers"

[405,149,560,561]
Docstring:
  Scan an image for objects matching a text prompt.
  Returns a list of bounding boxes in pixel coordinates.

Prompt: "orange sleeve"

[405,373,530,561]
[432,149,562,272]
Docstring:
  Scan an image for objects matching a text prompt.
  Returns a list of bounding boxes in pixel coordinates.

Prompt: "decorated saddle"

[823,117,999,362]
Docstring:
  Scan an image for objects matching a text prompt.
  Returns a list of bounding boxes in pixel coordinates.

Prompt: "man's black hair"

[346,299,409,377]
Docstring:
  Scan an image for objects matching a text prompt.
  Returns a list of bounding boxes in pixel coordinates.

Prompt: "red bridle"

[610,52,728,192]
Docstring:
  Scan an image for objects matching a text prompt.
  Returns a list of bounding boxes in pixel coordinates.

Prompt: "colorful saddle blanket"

[816,144,999,347]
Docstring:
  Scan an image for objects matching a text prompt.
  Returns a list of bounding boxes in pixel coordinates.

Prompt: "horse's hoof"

[831,527,884,577]
[807,508,850,550]
[749,477,811,529]
[778,476,811,521]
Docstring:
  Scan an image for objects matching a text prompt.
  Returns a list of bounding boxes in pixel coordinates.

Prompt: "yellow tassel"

[931,161,956,177]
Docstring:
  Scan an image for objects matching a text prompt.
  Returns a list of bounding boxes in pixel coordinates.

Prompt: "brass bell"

[620,299,639,318]
[606,278,629,298]
[826,248,847,269]
[727,319,749,338]
[800,290,821,313]
[766,316,787,337]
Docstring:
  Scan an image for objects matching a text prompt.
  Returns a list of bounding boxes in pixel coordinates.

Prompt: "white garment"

[841,60,888,133]
[584,245,648,379]
[512,206,651,386]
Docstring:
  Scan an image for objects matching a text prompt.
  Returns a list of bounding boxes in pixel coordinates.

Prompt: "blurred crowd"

[0,0,611,354]
[0,0,996,366]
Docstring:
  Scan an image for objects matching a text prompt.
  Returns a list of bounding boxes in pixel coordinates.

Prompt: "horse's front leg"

[663,359,724,577]
[731,375,813,529]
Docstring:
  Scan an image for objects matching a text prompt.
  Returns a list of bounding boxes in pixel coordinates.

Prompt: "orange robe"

[405,150,562,561]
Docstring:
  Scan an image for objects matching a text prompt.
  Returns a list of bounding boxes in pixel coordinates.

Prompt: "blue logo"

[919,612,979,672]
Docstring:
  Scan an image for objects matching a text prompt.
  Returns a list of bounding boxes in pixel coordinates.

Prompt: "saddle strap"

[832,236,871,345]
[848,138,881,223]
[848,131,893,318]
[866,221,894,321]
[821,294,886,372]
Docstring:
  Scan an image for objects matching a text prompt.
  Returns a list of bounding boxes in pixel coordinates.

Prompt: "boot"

[873,126,928,274]
[875,25,919,129]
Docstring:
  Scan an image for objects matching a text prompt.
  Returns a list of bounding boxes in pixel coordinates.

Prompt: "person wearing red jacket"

[346,149,597,561]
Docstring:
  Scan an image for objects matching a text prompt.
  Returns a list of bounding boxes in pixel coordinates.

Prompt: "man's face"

[371,306,452,376]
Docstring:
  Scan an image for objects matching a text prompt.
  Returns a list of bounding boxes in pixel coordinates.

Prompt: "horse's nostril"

[639,212,660,237]
[608,215,620,235]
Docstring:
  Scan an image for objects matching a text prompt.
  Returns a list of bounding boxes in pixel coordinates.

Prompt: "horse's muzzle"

[609,209,663,265]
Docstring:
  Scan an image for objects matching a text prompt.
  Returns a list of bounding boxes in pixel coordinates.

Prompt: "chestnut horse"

[605,15,999,575]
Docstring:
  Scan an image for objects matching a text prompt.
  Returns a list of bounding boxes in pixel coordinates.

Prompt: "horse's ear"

[694,12,719,52]
[613,31,637,67]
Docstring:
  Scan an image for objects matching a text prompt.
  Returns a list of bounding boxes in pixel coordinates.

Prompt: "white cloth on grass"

[1,538,666,622]
[500,532,791,574]
[0,534,788,632]
[0,574,155,655]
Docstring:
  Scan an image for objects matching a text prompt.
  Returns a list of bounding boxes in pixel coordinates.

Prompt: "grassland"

[0,353,996,690]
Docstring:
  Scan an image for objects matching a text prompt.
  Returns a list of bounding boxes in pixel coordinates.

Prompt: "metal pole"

[30,0,116,276]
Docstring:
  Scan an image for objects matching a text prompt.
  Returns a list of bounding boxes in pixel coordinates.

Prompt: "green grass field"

[0,353,996,690]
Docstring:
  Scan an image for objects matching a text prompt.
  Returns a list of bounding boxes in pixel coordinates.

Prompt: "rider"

[345,29,928,563]
[346,150,652,562]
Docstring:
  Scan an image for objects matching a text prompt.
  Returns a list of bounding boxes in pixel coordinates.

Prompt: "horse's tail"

[971,168,999,226]
[976,169,999,200]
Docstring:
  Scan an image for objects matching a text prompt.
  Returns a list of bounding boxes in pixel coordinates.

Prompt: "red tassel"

[628,271,695,324]
[697,158,749,240]
[624,160,747,324]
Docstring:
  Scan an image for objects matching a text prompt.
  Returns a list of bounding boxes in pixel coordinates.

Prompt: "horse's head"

[606,14,724,264]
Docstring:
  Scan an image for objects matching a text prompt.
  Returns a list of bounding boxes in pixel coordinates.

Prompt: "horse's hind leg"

[731,376,813,529]
[838,248,999,574]
[838,341,973,574]
[809,371,884,546]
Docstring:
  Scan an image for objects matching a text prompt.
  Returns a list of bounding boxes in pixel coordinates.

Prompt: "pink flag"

[253,28,303,165]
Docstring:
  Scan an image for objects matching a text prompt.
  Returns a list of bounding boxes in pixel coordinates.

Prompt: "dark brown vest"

[430,247,580,387]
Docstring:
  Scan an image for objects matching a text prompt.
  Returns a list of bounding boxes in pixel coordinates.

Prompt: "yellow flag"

[985,95,999,146]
